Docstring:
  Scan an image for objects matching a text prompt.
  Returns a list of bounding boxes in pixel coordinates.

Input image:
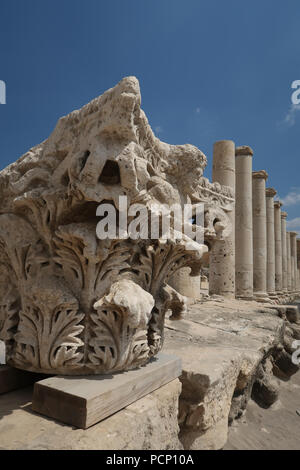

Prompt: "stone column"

[168,267,201,299]
[297,239,300,285]
[286,232,292,292]
[290,232,297,292]
[209,140,235,298]
[293,232,298,292]
[235,146,253,299]
[274,201,283,294]
[281,212,288,293]
[265,188,277,297]
[296,241,300,292]
[252,170,268,300]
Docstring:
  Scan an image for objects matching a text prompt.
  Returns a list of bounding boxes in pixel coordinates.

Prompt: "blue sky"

[1,0,300,227]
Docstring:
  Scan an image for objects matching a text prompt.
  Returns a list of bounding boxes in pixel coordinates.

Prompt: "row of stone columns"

[209,140,299,300]
[169,139,299,302]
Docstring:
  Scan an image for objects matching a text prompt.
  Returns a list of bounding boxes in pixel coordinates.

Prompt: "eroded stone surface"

[252,171,268,300]
[209,140,235,298]
[235,146,253,299]
[164,298,287,450]
[0,298,299,450]
[0,379,182,450]
[0,77,234,375]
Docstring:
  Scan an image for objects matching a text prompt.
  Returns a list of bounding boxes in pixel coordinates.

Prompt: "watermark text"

[0,80,6,104]
[291,80,300,105]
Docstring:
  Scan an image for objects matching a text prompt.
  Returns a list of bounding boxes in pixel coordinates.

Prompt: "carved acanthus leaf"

[89,280,153,372]
[14,301,84,370]
[89,306,149,372]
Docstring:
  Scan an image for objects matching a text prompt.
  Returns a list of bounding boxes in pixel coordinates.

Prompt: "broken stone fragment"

[0,77,233,375]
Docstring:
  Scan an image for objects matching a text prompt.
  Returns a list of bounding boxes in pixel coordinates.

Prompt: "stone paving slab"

[0,379,182,450]
[164,298,286,449]
[0,299,297,450]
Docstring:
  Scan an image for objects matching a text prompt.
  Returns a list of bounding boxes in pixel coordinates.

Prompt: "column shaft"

[209,140,235,298]
[235,146,253,299]
[297,239,300,291]
[281,212,288,292]
[252,171,268,298]
[168,267,201,299]
[287,232,292,292]
[290,232,297,292]
[265,188,277,296]
[274,201,283,293]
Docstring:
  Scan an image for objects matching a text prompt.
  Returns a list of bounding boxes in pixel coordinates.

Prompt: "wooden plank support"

[0,365,43,394]
[32,353,182,429]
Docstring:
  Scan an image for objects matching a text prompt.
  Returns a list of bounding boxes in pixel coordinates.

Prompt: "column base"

[267,292,279,302]
[268,292,278,297]
[236,295,254,301]
[253,292,271,303]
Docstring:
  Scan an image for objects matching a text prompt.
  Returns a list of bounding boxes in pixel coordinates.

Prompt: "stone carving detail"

[0,77,232,374]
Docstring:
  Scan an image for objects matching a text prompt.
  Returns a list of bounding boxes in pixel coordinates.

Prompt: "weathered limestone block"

[289,322,300,340]
[0,378,183,450]
[251,357,280,407]
[0,76,221,374]
[164,299,285,450]
[178,348,256,451]
[273,348,299,379]
[285,305,300,324]
[269,304,300,379]
[0,77,235,375]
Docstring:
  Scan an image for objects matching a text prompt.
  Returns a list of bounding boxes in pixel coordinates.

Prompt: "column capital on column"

[235,145,254,157]
[290,231,298,237]
[252,170,268,180]
[210,139,235,298]
[281,211,288,219]
[214,139,235,145]
[266,187,277,197]
[274,200,283,209]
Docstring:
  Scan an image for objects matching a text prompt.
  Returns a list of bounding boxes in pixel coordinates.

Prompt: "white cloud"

[196,107,201,114]
[286,217,300,231]
[282,104,300,127]
[281,188,300,207]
